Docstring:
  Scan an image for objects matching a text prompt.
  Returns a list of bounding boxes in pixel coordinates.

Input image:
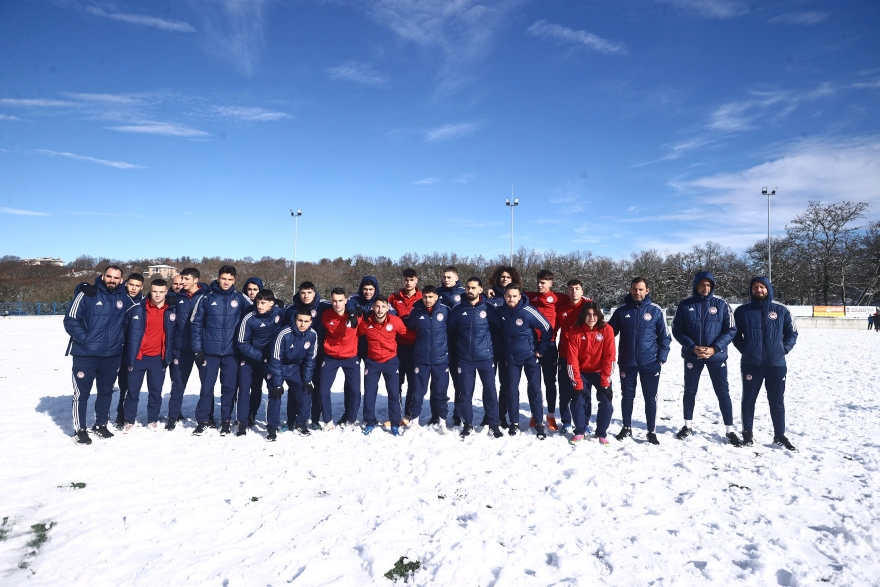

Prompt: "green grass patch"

[384,556,421,583]
[251,496,259,502]
[58,482,86,489]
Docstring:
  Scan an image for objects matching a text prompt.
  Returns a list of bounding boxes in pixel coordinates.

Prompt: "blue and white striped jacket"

[497,297,553,364]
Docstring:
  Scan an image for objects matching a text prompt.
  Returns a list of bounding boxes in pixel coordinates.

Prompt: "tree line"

[2,200,878,309]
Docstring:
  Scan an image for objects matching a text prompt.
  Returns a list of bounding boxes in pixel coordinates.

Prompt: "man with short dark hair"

[64,266,127,444]
[733,276,799,450]
[437,266,466,424]
[242,277,262,305]
[190,265,249,436]
[388,268,422,424]
[113,272,146,428]
[121,279,176,432]
[556,279,590,433]
[608,277,671,445]
[319,287,363,429]
[267,309,318,440]
[405,285,451,433]
[166,267,208,430]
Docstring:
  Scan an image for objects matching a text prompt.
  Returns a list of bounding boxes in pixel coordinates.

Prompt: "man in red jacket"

[358,295,409,436]
[388,268,422,422]
[556,279,591,433]
[317,288,362,430]
[525,269,569,431]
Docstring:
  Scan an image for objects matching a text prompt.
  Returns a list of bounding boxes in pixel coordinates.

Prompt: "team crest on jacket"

[386,324,393,331]
[687,362,693,369]
[240,361,246,367]
[479,310,487,319]
[311,309,317,317]
[457,367,462,374]
[437,314,444,321]
[170,313,176,321]
[173,359,179,365]
[454,295,461,302]
[515,318,524,326]
[745,374,753,380]
[364,368,369,375]
[116,300,123,309]
[266,374,272,379]
[128,366,134,372]
[547,296,554,303]
[621,372,626,378]
[304,341,311,349]
[643,313,652,321]
[231,300,239,308]
[77,371,85,378]
[275,316,280,323]
[596,333,604,341]
[414,367,420,374]
[709,307,718,314]
[768,311,778,320]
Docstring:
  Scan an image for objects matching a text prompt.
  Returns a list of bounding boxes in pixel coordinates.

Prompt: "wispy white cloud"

[454,173,474,184]
[425,122,481,142]
[413,177,440,185]
[0,207,49,216]
[655,0,747,19]
[633,137,719,167]
[62,92,141,105]
[83,5,196,32]
[327,61,388,87]
[0,98,76,108]
[526,20,627,55]
[767,11,829,26]
[0,114,20,121]
[106,121,210,137]
[851,80,880,89]
[188,0,268,75]
[32,149,144,169]
[211,106,291,121]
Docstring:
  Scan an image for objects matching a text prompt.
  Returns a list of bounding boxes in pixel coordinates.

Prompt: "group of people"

[63,263,799,450]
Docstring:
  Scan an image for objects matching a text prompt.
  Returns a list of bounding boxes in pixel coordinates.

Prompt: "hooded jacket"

[672,271,737,363]
[172,282,210,352]
[608,293,671,368]
[64,276,127,357]
[283,291,333,345]
[406,299,450,365]
[190,280,250,356]
[267,325,318,384]
[732,276,798,367]
[235,304,285,362]
[447,295,500,363]
[123,298,176,366]
[437,280,466,309]
[348,276,382,315]
[497,297,553,364]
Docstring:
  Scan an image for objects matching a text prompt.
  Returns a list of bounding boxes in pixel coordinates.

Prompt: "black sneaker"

[267,427,277,442]
[192,423,208,436]
[294,424,311,437]
[614,426,632,441]
[489,425,504,439]
[498,416,509,430]
[177,414,185,423]
[335,415,349,427]
[742,430,754,447]
[220,421,231,436]
[247,414,256,428]
[91,424,114,439]
[508,423,519,436]
[113,415,125,431]
[479,415,489,427]
[207,417,217,429]
[675,426,693,440]
[236,424,247,437]
[534,424,547,440]
[74,429,92,445]
[428,416,439,426]
[460,424,474,438]
[453,415,462,427]
[646,432,660,445]
[774,435,797,451]
[165,420,176,431]
[726,432,742,447]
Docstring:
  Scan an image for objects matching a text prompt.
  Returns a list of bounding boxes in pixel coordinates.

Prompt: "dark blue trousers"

[168,349,198,421]
[740,364,787,437]
[450,356,462,420]
[557,358,576,427]
[319,356,361,424]
[398,344,417,416]
[495,359,510,422]
[683,359,733,426]
[538,344,559,414]
[570,372,613,437]
[363,357,402,426]
[619,362,661,432]
[196,355,238,424]
[459,359,500,426]
[266,369,308,428]
[411,363,449,419]
[115,367,129,419]
[123,355,166,424]
[506,357,543,425]
[309,350,324,423]
[71,355,121,430]
[237,357,267,423]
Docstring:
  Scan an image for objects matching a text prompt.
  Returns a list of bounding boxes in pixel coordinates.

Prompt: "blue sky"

[1,0,879,264]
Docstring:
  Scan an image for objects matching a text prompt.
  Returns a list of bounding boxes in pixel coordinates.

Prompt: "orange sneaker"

[529,417,537,428]
[546,416,559,432]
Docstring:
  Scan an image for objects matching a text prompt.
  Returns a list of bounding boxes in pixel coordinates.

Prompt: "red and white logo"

[414,367,420,374]
[386,324,393,331]
[173,359,179,365]
[454,295,461,303]
[643,313,652,321]
[128,366,133,372]
[240,361,246,366]
[687,362,693,369]
[437,314,444,321]
[266,374,272,379]
[231,300,239,308]
[457,367,462,374]
[170,313,176,321]
[322,360,326,367]
[116,300,123,309]
[768,311,778,320]
[479,310,487,319]
[274,316,280,323]
[547,296,554,303]
[621,372,626,378]
[516,318,524,326]
[596,333,604,341]
[709,307,718,314]
[311,309,317,317]
[76,371,85,378]
[745,374,753,381]
[304,341,311,349]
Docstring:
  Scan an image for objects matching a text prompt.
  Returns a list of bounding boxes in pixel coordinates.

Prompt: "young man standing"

[556,279,590,433]
[525,269,569,431]
[733,276,799,450]
[405,285,450,432]
[319,288,363,429]
[64,266,127,444]
[437,266,466,424]
[190,265,249,436]
[388,268,422,422]
[267,309,318,440]
[121,279,176,432]
[358,295,409,436]
[497,284,553,438]
[608,277,671,445]
[113,272,146,428]
[167,267,209,430]
[447,278,504,439]
[672,271,741,446]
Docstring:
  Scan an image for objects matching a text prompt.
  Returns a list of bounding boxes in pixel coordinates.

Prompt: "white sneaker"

[123,423,135,434]
[436,420,448,435]
[408,418,420,430]
[147,422,158,432]
[322,421,336,432]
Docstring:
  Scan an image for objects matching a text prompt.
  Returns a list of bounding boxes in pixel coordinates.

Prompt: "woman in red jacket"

[565,301,616,445]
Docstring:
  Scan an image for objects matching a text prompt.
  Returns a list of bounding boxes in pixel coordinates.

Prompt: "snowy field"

[0,316,878,586]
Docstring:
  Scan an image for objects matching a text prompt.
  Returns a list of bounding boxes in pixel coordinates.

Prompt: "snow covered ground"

[0,316,878,586]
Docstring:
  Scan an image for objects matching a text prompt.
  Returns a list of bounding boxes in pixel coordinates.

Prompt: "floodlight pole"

[291,209,302,289]
[505,186,519,265]
[762,187,777,282]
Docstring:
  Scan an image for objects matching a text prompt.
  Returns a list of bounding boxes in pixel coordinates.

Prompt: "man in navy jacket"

[438,266,466,424]
[405,285,450,432]
[608,277,671,445]
[672,271,741,446]
[113,272,146,429]
[733,276,799,450]
[267,309,318,440]
[190,265,250,436]
[284,281,333,426]
[166,267,209,430]
[63,266,127,444]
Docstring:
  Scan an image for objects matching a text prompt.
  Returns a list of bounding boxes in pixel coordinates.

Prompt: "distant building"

[22,257,64,266]
[147,264,179,279]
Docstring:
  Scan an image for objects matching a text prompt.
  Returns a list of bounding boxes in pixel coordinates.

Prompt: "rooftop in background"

[147,265,179,278]
[22,258,64,266]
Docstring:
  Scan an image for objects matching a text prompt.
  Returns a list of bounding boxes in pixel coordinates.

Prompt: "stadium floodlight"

[762,187,777,282]
[291,209,302,291]
[505,187,519,265]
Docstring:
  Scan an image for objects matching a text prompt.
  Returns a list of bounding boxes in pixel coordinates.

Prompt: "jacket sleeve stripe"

[274,327,292,360]
[190,296,203,323]
[309,328,318,359]
[524,306,551,330]
[68,292,84,318]
[238,313,253,344]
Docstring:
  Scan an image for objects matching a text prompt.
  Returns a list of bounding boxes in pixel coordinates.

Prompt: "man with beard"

[64,266,127,444]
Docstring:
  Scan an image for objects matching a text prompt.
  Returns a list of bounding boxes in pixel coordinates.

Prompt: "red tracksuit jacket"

[387,288,421,346]
[525,290,570,342]
[565,322,616,389]
[357,313,408,362]
[322,310,360,359]
[556,296,591,361]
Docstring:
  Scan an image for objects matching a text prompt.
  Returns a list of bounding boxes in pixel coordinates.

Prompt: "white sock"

[684,420,692,428]
[726,425,734,433]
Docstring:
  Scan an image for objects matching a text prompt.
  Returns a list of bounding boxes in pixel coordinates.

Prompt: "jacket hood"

[749,276,774,304]
[692,271,716,299]
[295,291,323,310]
[357,275,380,302]
[243,277,264,291]
[209,280,237,296]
